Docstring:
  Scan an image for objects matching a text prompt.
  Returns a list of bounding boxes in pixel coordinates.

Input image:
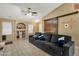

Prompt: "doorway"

[16,23,26,39]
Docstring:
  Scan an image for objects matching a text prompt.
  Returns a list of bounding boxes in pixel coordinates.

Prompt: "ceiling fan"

[22,8,37,16]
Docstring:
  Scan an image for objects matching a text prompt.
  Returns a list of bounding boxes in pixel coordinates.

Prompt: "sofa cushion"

[57,35,71,43]
[34,32,42,40]
[51,35,58,43]
[35,32,42,36]
[38,35,45,41]
[57,37,65,46]
[35,40,48,47]
[43,33,52,42]
[33,35,39,40]
[34,34,45,41]
[64,36,71,43]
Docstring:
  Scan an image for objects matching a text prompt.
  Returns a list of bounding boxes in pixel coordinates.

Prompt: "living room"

[0,3,79,56]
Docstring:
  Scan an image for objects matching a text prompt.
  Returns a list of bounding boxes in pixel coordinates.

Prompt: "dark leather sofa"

[29,32,75,56]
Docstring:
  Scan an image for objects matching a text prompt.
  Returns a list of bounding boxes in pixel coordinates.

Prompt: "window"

[2,22,12,35]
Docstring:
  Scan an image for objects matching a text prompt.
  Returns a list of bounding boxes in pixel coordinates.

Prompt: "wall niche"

[16,23,26,39]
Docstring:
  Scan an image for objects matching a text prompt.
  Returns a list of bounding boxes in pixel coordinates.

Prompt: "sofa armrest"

[64,41,74,47]
[63,41,75,56]
[29,35,34,42]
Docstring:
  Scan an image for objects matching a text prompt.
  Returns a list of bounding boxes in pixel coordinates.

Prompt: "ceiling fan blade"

[32,12,37,14]
[32,12,37,16]
[21,8,37,16]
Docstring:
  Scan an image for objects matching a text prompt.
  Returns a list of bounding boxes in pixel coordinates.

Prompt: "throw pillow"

[58,37,65,46]
[33,35,39,40]
[38,35,45,41]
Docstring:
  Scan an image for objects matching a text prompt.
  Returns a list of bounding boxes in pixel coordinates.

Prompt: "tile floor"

[0,39,78,56]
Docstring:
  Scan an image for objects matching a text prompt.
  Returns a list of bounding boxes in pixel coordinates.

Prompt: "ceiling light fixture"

[22,8,37,16]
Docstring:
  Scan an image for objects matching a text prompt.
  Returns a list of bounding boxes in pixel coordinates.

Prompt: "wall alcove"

[16,23,26,39]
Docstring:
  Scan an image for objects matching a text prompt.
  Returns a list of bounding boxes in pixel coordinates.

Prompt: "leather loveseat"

[29,32,75,56]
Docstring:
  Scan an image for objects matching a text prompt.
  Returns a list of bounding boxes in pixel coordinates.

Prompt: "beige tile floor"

[0,39,78,56]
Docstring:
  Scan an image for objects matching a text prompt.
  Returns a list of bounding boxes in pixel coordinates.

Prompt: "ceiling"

[0,3,62,22]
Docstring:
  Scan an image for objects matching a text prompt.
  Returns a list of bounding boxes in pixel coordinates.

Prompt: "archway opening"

[16,23,26,39]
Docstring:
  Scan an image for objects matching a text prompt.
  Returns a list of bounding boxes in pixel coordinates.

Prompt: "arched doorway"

[16,23,26,39]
